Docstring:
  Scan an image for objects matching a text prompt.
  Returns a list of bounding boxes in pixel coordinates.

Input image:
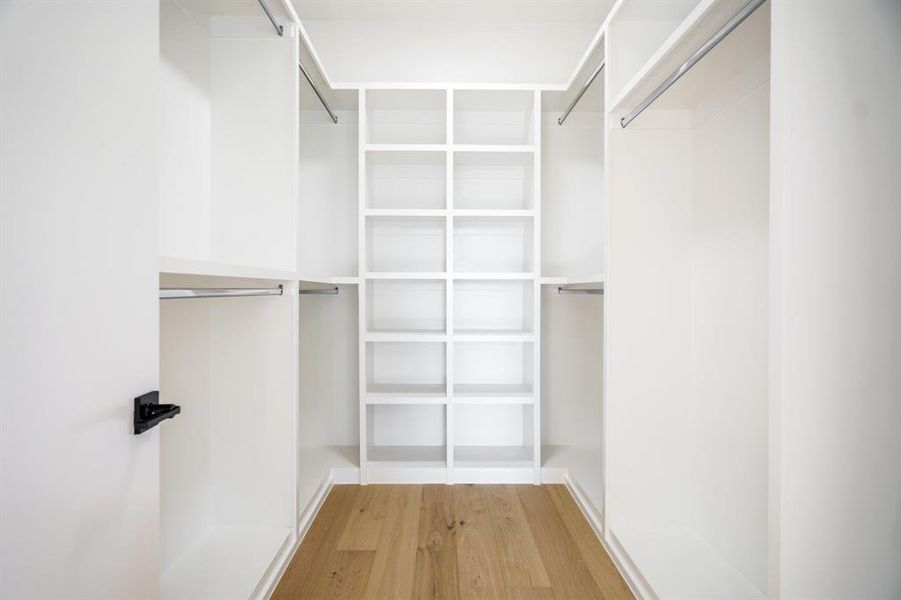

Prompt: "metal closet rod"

[252,0,339,124]
[621,0,767,128]
[557,286,603,295]
[299,286,339,295]
[300,61,339,124]
[558,60,605,126]
[160,286,284,300]
[256,0,284,37]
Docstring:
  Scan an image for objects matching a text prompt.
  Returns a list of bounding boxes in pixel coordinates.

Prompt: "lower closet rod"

[160,286,284,300]
[557,287,603,295]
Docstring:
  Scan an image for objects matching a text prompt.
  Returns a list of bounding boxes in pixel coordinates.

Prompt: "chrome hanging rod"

[299,61,339,124]
[256,0,284,37]
[557,286,604,295]
[558,60,605,125]
[620,0,767,129]
[299,287,339,295]
[160,285,284,300]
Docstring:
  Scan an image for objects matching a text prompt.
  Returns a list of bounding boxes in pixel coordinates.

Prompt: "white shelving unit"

[357,88,542,484]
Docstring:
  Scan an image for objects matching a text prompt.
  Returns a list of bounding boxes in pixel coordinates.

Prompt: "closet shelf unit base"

[160,526,292,600]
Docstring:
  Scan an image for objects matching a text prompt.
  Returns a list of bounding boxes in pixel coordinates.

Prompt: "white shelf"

[454,383,534,399]
[539,273,605,286]
[364,209,448,217]
[365,395,447,405]
[452,144,535,153]
[366,383,447,396]
[609,0,721,114]
[611,526,767,600]
[364,272,447,280]
[161,526,291,600]
[160,256,298,282]
[453,331,534,342]
[452,209,535,217]
[365,330,447,343]
[453,272,535,280]
[298,273,360,285]
[365,143,447,152]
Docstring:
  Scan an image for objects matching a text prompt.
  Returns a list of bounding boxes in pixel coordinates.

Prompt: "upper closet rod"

[299,61,339,124]
[255,0,284,37]
[620,0,766,128]
[160,286,284,300]
[558,61,605,125]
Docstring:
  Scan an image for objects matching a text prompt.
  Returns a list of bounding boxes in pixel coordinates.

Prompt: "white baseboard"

[261,475,335,600]
[558,471,654,600]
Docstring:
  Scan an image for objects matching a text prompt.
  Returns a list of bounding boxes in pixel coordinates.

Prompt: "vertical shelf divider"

[357,88,368,484]
[446,88,455,484]
[532,89,542,484]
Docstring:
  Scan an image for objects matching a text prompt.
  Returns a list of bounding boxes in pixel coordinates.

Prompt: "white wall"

[298,110,358,277]
[0,1,160,597]
[689,82,770,594]
[302,20,601,85]
[541,111,605,277]
[540,289,603,447]
[771,1,901,597]
[160,0,211,261]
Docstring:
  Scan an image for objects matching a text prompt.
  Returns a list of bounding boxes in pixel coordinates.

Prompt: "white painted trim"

[262,476,335,599]
[559,473,655,600]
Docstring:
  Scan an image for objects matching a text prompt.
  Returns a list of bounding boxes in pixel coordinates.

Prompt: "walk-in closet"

[2,0,899,599]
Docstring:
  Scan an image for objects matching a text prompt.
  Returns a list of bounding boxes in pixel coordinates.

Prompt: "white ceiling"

[292,0,613,87]
[291,1,614,22]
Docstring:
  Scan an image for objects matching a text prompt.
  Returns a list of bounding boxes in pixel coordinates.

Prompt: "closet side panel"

[541,113,606,277]
[689,84,770,593]
[159,0,211,261]
[540,289,603,447]
[208,297,294,528]
[298,112,359,277]
[771,1,901,597]
[0,2,160,597]
[606,128,693,529]
[160,302,212,572]
[210,32,298,272]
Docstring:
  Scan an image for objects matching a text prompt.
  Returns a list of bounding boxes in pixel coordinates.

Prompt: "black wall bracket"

[134,391,180,435]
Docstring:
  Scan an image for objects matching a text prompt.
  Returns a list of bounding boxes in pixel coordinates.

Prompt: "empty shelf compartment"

[366,89,447,145]
[454,342,534,396]
[366,216,446,273]
[454,279,534,334]
[453,217,534,274]
[454,89,535,146]
[454,152,534,210]
[367,279,446,334]
[366,404,446,466]
[366,151,447,210]
[366,341,446,397]
[453,404,535,467]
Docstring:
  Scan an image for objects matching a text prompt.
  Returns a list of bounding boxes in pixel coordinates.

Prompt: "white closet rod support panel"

[300,61,339,124]
[558,61,605,125]
[255,0,284,37]
[160,286,284,300]
[620,0,767,128]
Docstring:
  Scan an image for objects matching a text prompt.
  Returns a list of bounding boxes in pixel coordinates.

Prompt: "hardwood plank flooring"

[273,485,634,600]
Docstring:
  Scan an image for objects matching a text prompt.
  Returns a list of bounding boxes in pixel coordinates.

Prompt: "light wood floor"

[273,484,634,600]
